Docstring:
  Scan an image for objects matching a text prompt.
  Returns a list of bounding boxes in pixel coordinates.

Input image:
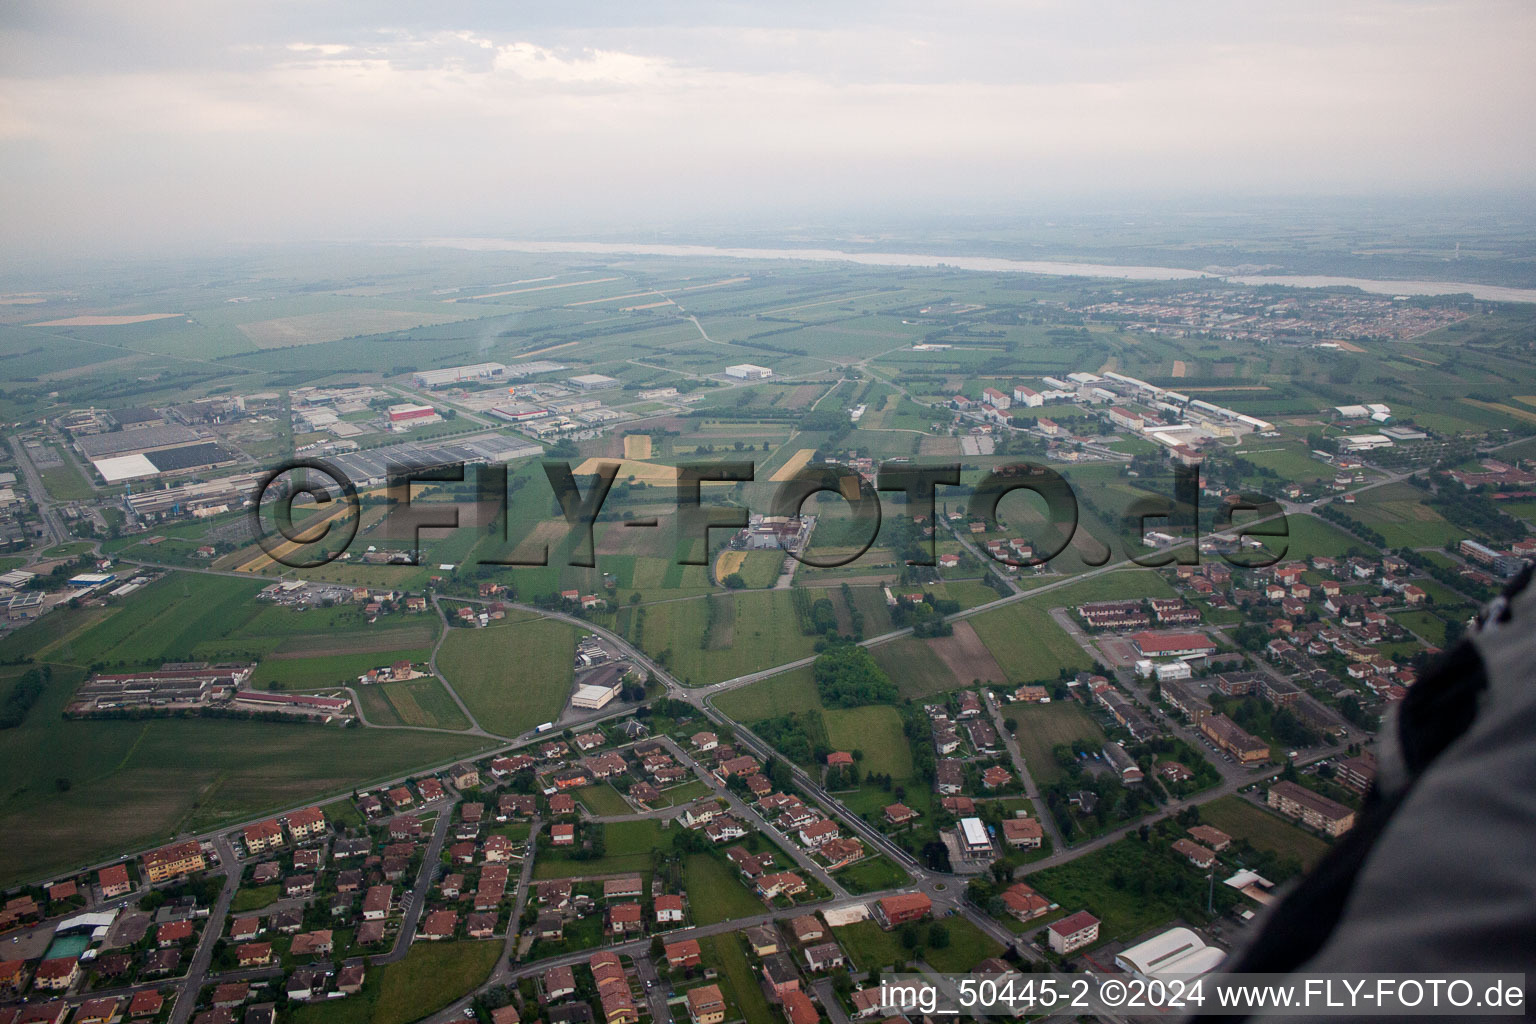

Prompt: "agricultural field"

[636,590,820,686]
[1336,483,1466,548]
[0,658,483,886]
[436,616,580,737]
[353,677,472,731]
[1003,702,1108,786]
[968,601,1092,685]
[250,647,434,691]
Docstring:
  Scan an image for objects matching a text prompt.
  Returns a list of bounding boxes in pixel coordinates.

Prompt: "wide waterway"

[421,238,1536,304]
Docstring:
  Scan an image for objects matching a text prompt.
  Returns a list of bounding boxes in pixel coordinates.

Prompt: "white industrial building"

[572,679,621,710]
[1114,927,1226,980]
[1338,434,1395,452]
[567,373,621,391]
[725,363,773,380]
[413,363,508,388]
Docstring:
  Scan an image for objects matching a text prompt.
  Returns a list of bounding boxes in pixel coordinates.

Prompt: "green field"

[713,667,819,722]
[1337,484,1464,549]
[684,854,766,925]
[821,705,913,780]
[834,916,1003,973]
[869,636,966,698]
[0,578,488,887]
[1003,702,1107,785]
[575,784,633,816]
[0,681,483,887]
[968,602,1091,683]
[436,616,580,737]
[1198,795,1331,870]
[252,648,436,690]
[1027,838,1202,942]
[231,885,281,913]
[833,856,912,895]
[637,590,820,686]
[532,819,666,879]
[1260,513,1373,562]
[290,940,500,1024]
[699,933,776,1024]
[1391,609,1452,646]
[353,677,472,731]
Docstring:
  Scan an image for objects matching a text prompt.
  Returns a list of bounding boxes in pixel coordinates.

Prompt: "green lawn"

[822,705,913,779]
[684,854,766,925]
[833,856,912,895]
[436,616,580,737]
[699,933,776,1024]
[575,784,632,816]
[1198,795,1331,871]
[1003,702,1107,785]
[38,449,95,500]
[231,885,281,913]
[532,819,666,879]
[834,916,1003,973]
[290,940,499,1024]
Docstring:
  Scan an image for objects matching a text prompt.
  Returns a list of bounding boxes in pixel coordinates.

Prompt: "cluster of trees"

[1210,693,1321,748]
[1428,489,1525,545]
[755,711,829,765]
[0,665,49,729]
[813,645,898,707]
[889,593,958,638]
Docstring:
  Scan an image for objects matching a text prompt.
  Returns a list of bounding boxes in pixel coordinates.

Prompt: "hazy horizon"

[3,1,1536,256]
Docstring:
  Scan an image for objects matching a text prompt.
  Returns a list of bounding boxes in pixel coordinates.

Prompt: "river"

[421,237,1536,304]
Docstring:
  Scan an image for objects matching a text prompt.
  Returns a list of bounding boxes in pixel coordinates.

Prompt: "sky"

[2,0,1534,254]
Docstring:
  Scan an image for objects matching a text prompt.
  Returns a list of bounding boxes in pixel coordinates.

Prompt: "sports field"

[436,617,580,737]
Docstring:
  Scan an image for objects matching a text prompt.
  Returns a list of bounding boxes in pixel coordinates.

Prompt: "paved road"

[8,434,69,552]
[168,836,241,1024]
[984,691,1066,853]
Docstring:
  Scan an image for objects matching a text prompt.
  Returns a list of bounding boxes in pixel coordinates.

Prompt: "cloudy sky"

[2,0,1533,254]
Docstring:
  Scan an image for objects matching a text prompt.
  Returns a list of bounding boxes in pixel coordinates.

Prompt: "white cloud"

[0,1,1532,252]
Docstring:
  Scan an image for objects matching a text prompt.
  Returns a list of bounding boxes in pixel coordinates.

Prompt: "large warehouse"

[78,424,240,483]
